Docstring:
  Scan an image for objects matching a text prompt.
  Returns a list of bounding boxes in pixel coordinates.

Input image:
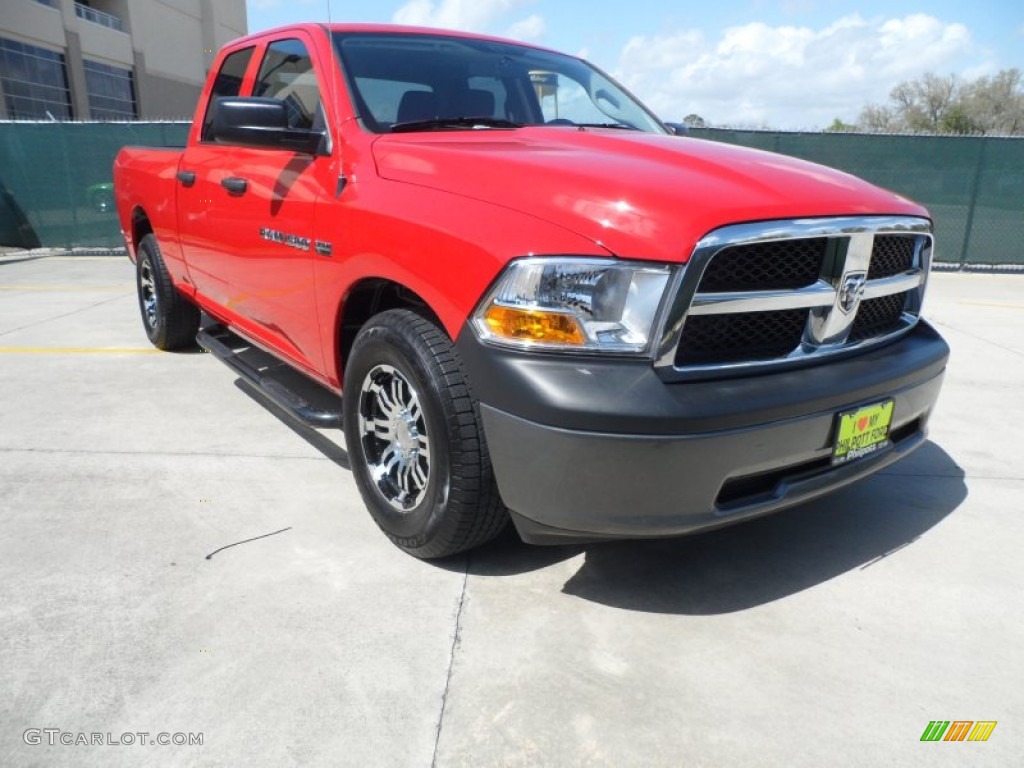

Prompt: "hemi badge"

[260,227,310,252]
[315,240,333,257]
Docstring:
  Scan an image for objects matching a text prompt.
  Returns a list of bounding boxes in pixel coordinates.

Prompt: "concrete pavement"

[0,255,1020,767]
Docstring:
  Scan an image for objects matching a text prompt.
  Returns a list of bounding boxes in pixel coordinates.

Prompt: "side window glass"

[536,74,606,124]
[254,38,322,130]
[201,46,254,141]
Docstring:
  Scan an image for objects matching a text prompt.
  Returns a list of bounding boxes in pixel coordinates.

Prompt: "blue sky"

[245,0,1024,129]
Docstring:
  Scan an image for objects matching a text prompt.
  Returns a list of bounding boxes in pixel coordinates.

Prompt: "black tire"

[343,309,507,558]
[136,233,200,350]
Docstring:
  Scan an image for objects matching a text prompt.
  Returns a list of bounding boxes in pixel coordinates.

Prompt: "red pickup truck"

[114,23,948,558]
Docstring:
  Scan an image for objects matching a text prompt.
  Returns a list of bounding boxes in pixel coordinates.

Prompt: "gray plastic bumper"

[457,322,949,545]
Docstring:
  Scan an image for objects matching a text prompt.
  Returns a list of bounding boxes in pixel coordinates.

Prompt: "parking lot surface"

[0,253,1021,767]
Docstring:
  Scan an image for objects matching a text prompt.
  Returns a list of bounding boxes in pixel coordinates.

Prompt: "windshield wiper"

[390,116,522,133]
[567,122,640,130]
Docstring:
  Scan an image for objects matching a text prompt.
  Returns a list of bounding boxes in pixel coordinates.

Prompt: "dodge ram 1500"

[114,23,948,558]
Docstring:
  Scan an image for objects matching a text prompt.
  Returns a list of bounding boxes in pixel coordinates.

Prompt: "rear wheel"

[136,233,200,350]
[343,309,507,558]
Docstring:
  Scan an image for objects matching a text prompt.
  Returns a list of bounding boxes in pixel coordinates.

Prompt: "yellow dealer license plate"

[832,400,895,465]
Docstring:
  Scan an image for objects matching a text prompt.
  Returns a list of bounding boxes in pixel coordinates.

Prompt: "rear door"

[178,33,334,376]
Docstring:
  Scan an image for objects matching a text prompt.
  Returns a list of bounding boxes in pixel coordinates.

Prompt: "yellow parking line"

[0,347,161,354]
[957,300,1024,310]
[24,256,125,262]
[0,285,132,291]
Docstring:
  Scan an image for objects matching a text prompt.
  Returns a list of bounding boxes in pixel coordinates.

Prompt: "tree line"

[679,69,1024,135]
[832,68,1024,135]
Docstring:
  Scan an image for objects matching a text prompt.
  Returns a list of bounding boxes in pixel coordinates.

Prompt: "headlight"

[472,258,673,355]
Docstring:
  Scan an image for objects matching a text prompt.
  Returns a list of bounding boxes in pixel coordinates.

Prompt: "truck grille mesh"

[697,238,827,291]
[868,235,916,279]
[664,219,932,375]
[849,292,908,342]
[676,309,809,365]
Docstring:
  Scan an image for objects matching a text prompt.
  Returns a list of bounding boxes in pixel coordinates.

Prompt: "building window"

[0,37,73,119]
[83,59,136,119]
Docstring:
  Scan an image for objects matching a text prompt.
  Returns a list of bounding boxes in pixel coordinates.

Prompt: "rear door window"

[201,46,254,141]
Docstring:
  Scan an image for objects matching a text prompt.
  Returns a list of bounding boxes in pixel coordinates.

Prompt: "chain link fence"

[690,128,1024,267]
[0,122,1021,265]
[0,121,189,251]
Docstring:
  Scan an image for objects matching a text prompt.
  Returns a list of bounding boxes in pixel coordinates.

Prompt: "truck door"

[178,34,334,377]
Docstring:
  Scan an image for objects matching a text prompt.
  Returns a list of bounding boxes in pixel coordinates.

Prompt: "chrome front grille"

[655,217,933,378]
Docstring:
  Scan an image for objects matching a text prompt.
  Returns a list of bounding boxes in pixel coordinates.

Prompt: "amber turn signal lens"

[483,305,585,344]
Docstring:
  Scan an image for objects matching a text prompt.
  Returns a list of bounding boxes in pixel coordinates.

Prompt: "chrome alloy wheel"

[139,258,158,329]
[357,364,432,512]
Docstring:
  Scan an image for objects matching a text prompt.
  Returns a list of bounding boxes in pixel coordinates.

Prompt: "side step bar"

[197,327,343,429]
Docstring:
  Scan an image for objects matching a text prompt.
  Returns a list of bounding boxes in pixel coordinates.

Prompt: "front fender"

[313,178,613,389]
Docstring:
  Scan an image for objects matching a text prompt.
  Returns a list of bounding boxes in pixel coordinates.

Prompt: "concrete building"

[0,0,247,120]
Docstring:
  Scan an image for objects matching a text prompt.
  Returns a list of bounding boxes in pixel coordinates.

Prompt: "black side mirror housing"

[664,121,689,136]
[212,97,326,155]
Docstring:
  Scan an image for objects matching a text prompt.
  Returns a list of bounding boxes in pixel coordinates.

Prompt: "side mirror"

[212,97,326,155]
[664,121,689,136]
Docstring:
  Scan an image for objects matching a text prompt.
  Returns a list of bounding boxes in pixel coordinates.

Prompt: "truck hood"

[371,128,927,263]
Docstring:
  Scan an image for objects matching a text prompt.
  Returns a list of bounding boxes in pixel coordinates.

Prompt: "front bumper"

[456,321,949,545]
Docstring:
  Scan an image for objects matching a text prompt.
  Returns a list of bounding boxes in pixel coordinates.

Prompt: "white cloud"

[615,13,989,129]
[505,14,545,42]
[392,0,532,32]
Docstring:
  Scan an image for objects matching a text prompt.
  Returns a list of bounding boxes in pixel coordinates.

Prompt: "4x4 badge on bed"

[839,271,868,314]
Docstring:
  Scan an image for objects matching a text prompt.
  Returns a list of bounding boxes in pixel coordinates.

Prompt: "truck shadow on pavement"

[473,441,967,615]
[225,371,965,614]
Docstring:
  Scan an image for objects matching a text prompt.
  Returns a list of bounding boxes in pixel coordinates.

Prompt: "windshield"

[332,32,667,134]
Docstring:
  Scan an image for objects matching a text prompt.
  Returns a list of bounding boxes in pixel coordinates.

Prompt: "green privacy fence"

[0,121,189,249]
[1,121,1022,264]
[690,128,1024,266]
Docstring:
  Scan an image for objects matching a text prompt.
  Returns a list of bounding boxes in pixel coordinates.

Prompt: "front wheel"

[342,310,507,558]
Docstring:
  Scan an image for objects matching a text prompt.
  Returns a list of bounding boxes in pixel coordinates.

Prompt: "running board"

[197,327,343,429]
